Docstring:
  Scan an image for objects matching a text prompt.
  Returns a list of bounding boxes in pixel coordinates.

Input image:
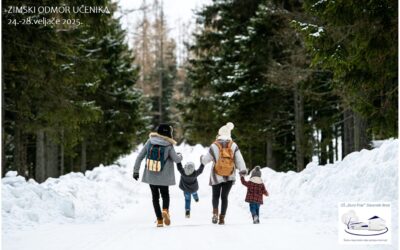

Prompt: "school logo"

[338,202,391,245]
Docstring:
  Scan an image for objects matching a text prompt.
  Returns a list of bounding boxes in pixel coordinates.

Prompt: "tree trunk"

[14,126,21,174]
[35,129,46,182]
[140,0,148,90]
[340,122,344,160]
[354,112,369,151]
[156,0,164,124]
[14,125,28,177]
[328,130,334,163]
[343,109,354,157]
[60,129,64,175]
[1,133,5,176]
[248,145,253,169]
[1,87,5,177]
[320,130,327,165]
[334,125,339,161]
[45,133,59,178]
[81,139,87,173]
[70,156,74,172]
[266,135,275,170]
[22,136,28,177]
[294,84,305,172]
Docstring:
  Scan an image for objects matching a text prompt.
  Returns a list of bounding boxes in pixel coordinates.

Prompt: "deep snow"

[2,140,398,250]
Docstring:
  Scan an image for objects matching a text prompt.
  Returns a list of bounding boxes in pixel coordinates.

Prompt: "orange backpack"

[213,141,235,176]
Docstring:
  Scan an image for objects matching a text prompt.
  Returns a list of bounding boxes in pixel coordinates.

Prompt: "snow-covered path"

[2,141,398,250]
[2,182,393,250]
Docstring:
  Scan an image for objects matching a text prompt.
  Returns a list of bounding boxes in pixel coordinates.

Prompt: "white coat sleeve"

[234,147,246,171]
[201,145,215,165]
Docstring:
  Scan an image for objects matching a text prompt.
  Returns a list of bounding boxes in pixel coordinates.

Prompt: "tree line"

[2,0,149,181]
[131,0,191,139]
[182,0,398,172]
[2,0,397,181]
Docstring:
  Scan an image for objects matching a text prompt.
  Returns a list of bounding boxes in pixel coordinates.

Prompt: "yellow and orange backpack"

[213,141,235,176]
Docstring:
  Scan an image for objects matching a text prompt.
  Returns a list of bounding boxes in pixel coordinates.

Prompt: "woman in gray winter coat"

[133,124,182,227]
[201,122,247,225]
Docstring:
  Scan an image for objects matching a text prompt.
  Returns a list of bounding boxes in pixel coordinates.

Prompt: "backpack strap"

[227,140,234,157]
[227,140,233,149]
[214,140,223,150]
[147,144,154,168]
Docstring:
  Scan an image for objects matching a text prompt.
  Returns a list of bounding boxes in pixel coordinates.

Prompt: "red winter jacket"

[240,176,269,204]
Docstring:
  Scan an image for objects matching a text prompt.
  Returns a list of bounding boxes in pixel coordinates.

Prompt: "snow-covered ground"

[2,140,398,250]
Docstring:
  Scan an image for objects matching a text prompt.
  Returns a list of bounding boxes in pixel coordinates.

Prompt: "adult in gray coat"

[201,122,247,225]
[133,124,182,227]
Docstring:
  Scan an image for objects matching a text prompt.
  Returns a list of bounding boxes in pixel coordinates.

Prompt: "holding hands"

[177,152,183,162]
[239,169,247,176]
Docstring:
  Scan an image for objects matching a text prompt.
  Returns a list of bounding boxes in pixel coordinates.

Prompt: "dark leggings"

[212,181,233,215]
[150,185,170,219]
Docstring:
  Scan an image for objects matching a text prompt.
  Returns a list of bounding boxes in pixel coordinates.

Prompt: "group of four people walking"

[133,122,268,227]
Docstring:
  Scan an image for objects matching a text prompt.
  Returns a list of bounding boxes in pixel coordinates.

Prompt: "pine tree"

[132,0,177,128]
[185,0,347,171]
[298,0,398,140]
[3,0,103,179]
[3,0,148,180]
[185,0,299,170]
[83,8,149,169]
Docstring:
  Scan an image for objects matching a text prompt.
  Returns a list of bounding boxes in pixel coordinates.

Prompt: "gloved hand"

[177,152,183,160]
[133,172,139,180]
[239,170,247,176]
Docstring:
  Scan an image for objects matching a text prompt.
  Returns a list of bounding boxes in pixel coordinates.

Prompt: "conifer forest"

[2,0,398,181]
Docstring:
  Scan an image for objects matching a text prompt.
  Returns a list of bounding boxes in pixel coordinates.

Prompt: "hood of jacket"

[149,132,177,145]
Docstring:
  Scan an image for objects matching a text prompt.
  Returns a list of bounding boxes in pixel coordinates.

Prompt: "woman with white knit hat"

[200,122,247,225]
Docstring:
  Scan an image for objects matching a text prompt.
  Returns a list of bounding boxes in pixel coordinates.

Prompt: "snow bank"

[259,139,398,225]
[1,143,208,233]
[2,139,397,235]
[2,161,142,232]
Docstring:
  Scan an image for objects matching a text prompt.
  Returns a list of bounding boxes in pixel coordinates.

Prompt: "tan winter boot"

[212,208,218,224]
[218,214,225,225]
[162,209,171,226]
[156,218,164,227]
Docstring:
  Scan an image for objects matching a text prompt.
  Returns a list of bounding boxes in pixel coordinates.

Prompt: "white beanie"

[184,162,195,175]
[217,122,234,140]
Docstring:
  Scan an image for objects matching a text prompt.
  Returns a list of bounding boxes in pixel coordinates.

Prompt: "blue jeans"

[184,192,199,211]
[249,203,260,217]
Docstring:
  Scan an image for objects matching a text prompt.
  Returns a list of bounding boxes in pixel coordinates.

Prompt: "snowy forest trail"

[2,184,369,250]
[2,142,397,250]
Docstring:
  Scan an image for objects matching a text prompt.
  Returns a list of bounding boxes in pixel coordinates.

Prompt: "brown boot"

[212,208,218,224]
[218,214,225,225]
[162,209,170,226]
[156,218,163,227]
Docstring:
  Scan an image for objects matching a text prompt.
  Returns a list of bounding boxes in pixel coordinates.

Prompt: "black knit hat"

[157,124,173,139]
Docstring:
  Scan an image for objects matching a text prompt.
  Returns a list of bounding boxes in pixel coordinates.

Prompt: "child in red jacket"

[240,166,269,224]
